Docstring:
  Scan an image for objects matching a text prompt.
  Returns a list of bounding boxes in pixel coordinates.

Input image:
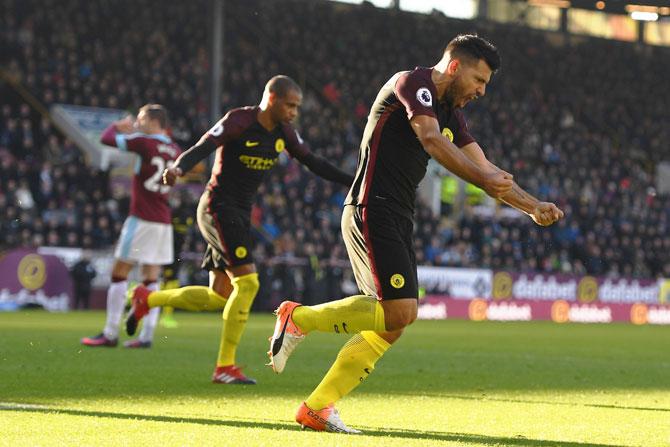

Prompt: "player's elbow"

[418,132,444,158]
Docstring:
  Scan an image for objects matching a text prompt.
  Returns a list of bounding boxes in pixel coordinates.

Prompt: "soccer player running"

[81,104,181,349]
[125,75,353,384]
[269,34,565,433]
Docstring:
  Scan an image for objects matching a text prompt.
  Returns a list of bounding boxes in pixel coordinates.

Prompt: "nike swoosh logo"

[271,316,289,356]
[245,140,259,147]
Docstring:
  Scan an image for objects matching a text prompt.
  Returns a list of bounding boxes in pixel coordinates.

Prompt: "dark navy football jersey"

[345,67,474,218]
[203,106,310,210]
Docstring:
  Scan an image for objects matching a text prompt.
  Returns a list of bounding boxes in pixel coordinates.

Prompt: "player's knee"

[232,272,260,295]
[384,307,417,331]
[378,328,405,344]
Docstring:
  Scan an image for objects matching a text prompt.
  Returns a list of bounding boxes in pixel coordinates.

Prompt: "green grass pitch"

[0,310,668,446]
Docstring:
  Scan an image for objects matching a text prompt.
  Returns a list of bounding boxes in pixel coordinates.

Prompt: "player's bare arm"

[410,114,513,198]
[460,141,564,226]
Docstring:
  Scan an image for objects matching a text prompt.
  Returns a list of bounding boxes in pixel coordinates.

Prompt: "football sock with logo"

[138,282,160,343]
[147,286,228,311]
[216,273,260,367]
[305,331,391,410]
[103,277,128,340]
[291,295,386,334]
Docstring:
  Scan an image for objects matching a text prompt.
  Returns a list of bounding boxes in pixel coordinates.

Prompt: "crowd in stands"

[1,0,669,308]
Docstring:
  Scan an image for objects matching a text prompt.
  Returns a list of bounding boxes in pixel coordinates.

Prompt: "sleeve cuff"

[115,134,127,151]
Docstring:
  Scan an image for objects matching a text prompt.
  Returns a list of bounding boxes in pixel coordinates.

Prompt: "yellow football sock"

[147,286,227,311]
[216,273,260,367]
[305,331,391,410]
[292,295,385,334]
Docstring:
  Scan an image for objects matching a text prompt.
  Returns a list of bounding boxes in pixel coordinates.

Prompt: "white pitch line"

[0,402,50,410]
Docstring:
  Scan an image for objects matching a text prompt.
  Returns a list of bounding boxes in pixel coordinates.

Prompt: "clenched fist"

[530,202,564,226]
[114,116,135,133]
[162,166,183,186]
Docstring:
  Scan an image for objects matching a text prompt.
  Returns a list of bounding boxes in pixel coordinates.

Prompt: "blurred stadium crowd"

[1,0,669,305]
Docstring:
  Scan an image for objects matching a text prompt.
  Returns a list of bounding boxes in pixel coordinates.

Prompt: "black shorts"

[341,204,418,300]
[197,190,253,271]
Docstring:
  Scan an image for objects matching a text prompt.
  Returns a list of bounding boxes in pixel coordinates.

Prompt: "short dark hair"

[139,104,169,129]
[445,34,501,72]
[266,75,302,98]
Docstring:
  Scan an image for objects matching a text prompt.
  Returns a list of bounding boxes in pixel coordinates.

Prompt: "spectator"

[70,256,97,309]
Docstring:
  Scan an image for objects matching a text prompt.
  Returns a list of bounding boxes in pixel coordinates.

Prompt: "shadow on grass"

[390,391,670,413]
[0,403,619,447]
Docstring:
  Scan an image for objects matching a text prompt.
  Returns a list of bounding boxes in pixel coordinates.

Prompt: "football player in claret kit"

[268,35,564,433]
[81,104,181,349]
[125,75,353,384]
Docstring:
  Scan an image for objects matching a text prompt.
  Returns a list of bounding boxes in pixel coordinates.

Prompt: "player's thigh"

[140,264,161,282]
[226,263,257,278]
[209,268,233,298]
[208,263,257,298]
[342,204,418,301]
[342,205,376,296]
[111,259,135,278]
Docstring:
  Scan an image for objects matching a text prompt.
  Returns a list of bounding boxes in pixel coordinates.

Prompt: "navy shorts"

[197,190,253,271]
[341,204,418,300]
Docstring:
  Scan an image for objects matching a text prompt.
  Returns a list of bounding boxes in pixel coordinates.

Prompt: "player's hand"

[481,170,514,199]
[162,166,183,186]
[114,116,135,133]
[530,202,564,226]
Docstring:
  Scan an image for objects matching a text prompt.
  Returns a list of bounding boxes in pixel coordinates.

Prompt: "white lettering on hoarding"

[486,302,532,321]
[647,307,670,325]
[0,288,69,311]
[512,275,577,301]
[417,303,448,320]
[598,279,659,304]
[568,304,612,323]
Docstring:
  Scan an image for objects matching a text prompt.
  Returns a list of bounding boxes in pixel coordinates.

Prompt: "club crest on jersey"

[235,246,248,258]
[416,88,432,107]
[275,138,285,153]
[442,127,454,142]
[390,274,405,289]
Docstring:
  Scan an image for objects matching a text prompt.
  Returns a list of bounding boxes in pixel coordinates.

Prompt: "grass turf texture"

[0,311,668,446]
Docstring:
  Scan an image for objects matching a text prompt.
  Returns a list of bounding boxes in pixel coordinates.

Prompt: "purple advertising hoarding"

[416,268,670,324]
[418,296,670,324]
[0,249,73,311]
[490,271,662,304]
